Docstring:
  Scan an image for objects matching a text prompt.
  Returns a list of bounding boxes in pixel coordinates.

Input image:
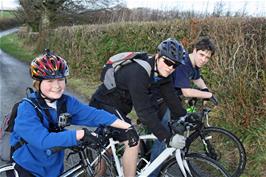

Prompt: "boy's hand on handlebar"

[202,93,219,106]
[81,128,100,148]
[167,134,186,149]
[125,126,139,147]
[209,95,218,106]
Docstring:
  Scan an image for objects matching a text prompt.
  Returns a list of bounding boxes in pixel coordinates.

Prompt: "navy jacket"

[172,56,201,95]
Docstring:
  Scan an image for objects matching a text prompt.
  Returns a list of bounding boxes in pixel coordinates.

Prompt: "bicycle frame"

[0,162,19,177]
[60,147,95,177]
[90,134,192,177]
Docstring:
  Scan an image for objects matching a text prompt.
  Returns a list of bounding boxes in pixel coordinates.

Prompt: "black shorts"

[90,101,132,142]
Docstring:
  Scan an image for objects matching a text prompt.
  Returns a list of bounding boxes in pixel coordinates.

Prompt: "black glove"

[209,95,219,106]
[200,88,209,92]
[81,128,100,148]
[125,126,139,147]
[201,88,219,106]
[171,113,202,134]
[170,118,186,135]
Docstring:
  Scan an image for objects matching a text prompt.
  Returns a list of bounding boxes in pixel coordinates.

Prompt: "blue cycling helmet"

[157,38,187,65]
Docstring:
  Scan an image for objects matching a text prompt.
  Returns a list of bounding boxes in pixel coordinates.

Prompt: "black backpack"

[100,52,152,91]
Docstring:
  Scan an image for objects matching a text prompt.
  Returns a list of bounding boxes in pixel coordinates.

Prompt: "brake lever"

[66,151,78,161]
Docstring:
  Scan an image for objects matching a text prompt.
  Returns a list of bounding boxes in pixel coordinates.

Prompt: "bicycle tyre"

[187,127,246,177]
[0,163,19,177]
[159,153,230,177]
[87,147,117,177]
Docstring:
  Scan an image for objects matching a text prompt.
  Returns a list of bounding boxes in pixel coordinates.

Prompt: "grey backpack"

[100,52,152,90]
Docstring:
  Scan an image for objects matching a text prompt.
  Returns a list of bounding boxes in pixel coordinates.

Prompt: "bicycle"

[179,98,246,177]
[87,121,230,177]
[0,140,114,177]
[0,140,105,177]
[139,104,246,177]
[0,128,229,177]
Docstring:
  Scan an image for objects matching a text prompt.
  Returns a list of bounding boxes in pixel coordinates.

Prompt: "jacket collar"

[31,92,66,109]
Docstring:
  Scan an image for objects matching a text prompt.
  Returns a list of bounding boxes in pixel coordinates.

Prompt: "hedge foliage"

[18,17,266,176]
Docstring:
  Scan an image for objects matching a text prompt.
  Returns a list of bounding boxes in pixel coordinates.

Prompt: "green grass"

[0,33,36,63]
[67,78,100,102]
[0,10,15,19]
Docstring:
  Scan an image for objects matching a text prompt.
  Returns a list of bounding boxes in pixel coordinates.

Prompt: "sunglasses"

[162,56,180,69]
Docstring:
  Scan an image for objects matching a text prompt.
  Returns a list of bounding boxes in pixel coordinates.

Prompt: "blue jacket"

[10,92,117,177]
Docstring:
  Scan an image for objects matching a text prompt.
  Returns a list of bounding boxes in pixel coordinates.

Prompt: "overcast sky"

[1,0,265,16]
[127,0,266,16]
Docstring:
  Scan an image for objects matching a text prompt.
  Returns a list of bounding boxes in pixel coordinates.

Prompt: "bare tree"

[17,0,42,32]
[41,0,67,30]
[212,1,225,17]
[16,0,124,31]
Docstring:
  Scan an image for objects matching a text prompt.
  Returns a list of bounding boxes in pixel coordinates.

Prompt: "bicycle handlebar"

[46,139,104,156]
[171,108,212,134]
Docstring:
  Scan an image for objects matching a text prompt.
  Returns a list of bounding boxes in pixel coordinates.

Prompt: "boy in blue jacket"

[10,50,139,177]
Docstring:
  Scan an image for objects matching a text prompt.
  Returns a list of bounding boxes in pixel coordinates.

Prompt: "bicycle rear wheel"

[159,153,229,177]
[188,127,246,177]
[0,163,18,177]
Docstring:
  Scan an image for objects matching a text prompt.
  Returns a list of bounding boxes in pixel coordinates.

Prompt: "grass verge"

[0,10,15,19]
[0,33,35,63]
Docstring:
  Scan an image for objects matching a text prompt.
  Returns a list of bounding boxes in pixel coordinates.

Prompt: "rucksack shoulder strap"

[26,87,34,98]
[133,59,152,76]
[60,99,67,114]
[21,98,43,123]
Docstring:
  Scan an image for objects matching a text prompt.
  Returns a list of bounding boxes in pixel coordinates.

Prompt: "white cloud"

[0,0,20,10]
[126,0,266,16]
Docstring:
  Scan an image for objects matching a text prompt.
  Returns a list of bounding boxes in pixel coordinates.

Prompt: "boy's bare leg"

[122,141,139,177]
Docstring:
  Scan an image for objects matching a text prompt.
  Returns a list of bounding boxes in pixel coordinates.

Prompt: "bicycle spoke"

[160,154,229,177]
[188,127,246,177]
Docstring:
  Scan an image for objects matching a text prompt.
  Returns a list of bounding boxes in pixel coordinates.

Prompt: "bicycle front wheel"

[87,147,117,177]
[159,153,229,177]
[0,163,19,177]
[188,127,246,177]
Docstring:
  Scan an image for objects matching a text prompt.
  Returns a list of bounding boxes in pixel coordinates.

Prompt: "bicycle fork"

[175,149,192,177]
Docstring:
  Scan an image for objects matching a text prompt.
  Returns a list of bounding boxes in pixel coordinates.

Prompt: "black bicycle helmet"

[157,38,187,64]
